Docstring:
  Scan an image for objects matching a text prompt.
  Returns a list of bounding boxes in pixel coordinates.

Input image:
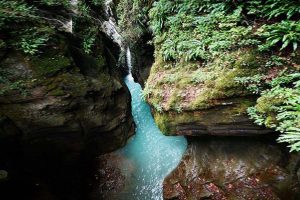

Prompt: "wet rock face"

[0,34,134,199]
[164,137,300,200]
[131,33,154,87]
[0,42,134,156]
[89,153,134,200]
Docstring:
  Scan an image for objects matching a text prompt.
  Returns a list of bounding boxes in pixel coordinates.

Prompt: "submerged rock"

[163,137,300,200]
[89,152,135,200]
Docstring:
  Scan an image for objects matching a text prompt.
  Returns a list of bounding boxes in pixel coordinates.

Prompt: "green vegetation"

[30,55,71,76]
[117,0,154,43]
[0,0,108,95]
[149,0,300,63]
[248,72,300,151]
[150,2,258,61]
[0,0,105,55]
[257,21,300,51]
[137,0,300,151]
[1,0,299,152]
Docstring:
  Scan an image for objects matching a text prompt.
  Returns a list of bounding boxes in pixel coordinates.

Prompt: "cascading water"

[108,49,187,199]
[96,2,187,198]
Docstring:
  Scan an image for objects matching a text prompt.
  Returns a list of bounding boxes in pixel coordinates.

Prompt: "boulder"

[164,137,300,200]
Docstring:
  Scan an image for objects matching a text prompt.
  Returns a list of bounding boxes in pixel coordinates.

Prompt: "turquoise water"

[115,74,187,200]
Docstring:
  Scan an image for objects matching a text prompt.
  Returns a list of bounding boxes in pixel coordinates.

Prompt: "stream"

[92,2,300,199]
[96,49,187,200]
[119,50,187,199]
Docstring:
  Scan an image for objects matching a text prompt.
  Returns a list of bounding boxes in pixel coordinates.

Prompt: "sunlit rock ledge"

[152,97,273,136]
[143,49,289,136]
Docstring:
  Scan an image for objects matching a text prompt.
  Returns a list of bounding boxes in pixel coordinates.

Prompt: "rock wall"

[0,30,134,200]
[164,137,300,200]
[144,49,275,136]
[153,97,273,136]
[131,33,154,87]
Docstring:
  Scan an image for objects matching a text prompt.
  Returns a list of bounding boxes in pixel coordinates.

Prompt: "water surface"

[109,73,187,200]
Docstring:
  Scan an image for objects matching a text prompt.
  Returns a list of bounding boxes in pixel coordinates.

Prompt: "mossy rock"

[145,49,266,112]
[153,97,272,136]
[44,73,88,97]
[30,55,71,77]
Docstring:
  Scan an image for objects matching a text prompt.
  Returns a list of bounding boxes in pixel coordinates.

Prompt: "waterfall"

[64,20,73,33]
[70,0,78,12]
[126,48,134,81]
[107,40,187,200]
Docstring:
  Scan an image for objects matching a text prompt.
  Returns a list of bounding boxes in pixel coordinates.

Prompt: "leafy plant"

[0,0,36,21]
[235,75,265,94]
[174,105,183,113]
[257,20,300,51]
[248,73,300,152]
[262,0,300,19]
[39,0,70,7]
[20,36,49,55]
[150,2,258,62]
[0,71,27,96]
[265,55,286,68]
[142,83,152,101]
[153,103,163,113]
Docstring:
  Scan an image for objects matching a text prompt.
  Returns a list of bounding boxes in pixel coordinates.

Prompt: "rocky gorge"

[0,1,134,199]
[1,0,300,200]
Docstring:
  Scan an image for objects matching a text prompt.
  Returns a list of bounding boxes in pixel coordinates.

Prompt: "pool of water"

[108,73,187,200]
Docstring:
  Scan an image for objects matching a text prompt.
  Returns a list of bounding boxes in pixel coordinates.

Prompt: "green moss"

[153,97,255,135]
[256,95,284,113]
[48,88,65,96]
[194,54,255,108]
[165,88,182,110]
[30,55,71,77]
[145,49,265,112]
[44,73,88,97]
[153,112,170,134]
[235,50,263,69]
[265,115,277,127]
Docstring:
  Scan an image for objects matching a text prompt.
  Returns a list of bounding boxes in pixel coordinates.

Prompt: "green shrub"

[248,73,300,152]
[234,75,264,94]
[257,20,300,51]
[262,0,300,19]
[150,2,258,62]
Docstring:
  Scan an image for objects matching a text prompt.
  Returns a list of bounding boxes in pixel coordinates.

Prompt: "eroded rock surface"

[0,33,134,199]
[154,97,273,136]
[131,33,154,87]
[89,152,136,200]
[164,137,300,200]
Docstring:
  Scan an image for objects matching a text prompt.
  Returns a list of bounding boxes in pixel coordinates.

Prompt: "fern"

[249,73,300,152]
[263,0,300,19]
[257,21,300,51]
